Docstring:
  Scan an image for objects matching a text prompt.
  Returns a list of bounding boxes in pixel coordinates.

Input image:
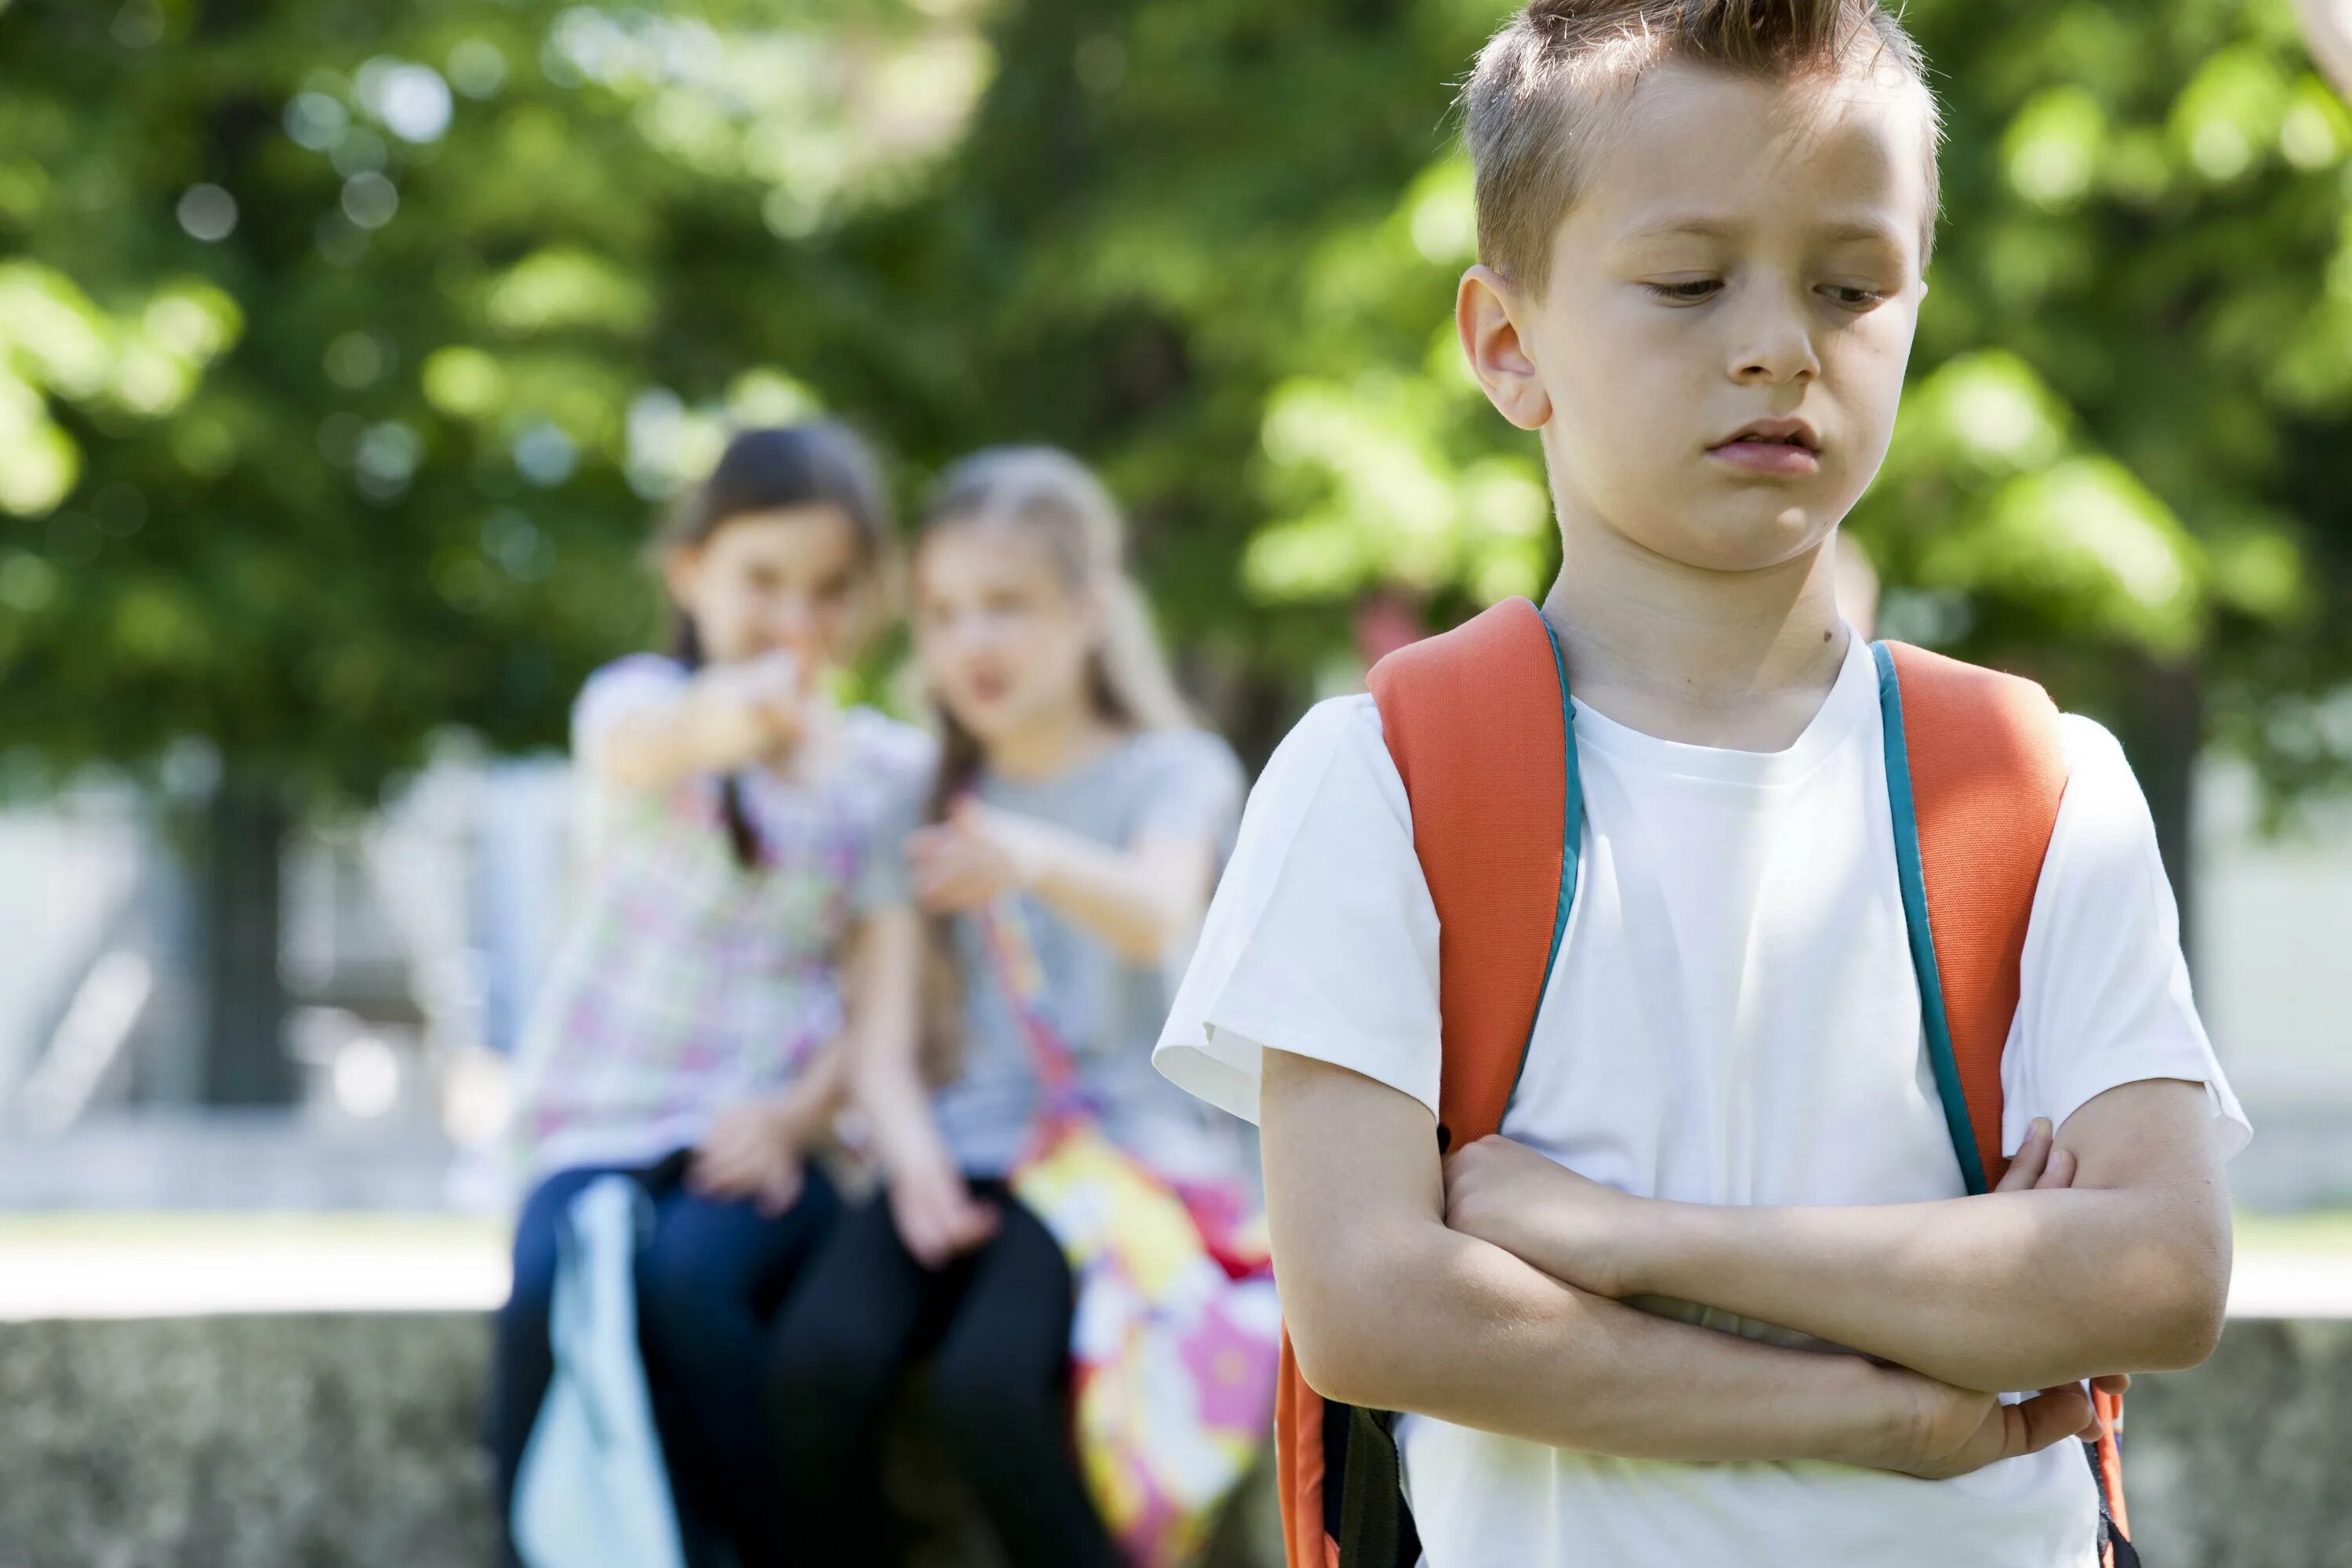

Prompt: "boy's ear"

[1457,265,1552,432]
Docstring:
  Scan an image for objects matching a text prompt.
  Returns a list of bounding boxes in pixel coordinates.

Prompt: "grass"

[2230,1209,2352,1255]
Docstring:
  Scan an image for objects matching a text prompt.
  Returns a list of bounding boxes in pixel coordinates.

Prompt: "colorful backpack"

[983,897,1284,1567]
[1272,597,2136,1568]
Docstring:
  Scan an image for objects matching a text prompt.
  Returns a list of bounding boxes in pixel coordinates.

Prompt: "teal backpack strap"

[1871,637,2126,1560]
[1870,639,2067,1196]
[1871,641,1987,1195]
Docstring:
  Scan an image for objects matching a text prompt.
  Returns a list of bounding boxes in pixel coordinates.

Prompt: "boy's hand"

[1993,1116,2074,1194]
[1848,1117,2132,1480]
[1883,1374,2097,1479]
[1443,1134,1647,1298]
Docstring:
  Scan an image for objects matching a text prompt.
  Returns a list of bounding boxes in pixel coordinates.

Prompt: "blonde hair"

[913,446,1195,1080]
[917,446,1191,813]
[1463,0,1941,296]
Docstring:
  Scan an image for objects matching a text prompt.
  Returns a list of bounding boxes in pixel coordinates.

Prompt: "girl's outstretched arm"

[910,798,1216,965]
[588,652,812,795]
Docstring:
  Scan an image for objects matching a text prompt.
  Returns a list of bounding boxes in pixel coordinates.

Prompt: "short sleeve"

[572,655,688,761]
[850,717,936,916]
[1129,729,1247,856]
[1154,696,1443,1126]
[2002,715,2252,1161]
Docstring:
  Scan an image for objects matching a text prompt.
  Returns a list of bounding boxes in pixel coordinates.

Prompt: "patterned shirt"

[512,655,933,1178]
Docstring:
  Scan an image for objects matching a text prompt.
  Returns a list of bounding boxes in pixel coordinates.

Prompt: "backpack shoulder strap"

[1367,595,1578,1149]
[1273,597,1577,1568]
[1871,639,2067,1192]
[1871,641,2134,1560]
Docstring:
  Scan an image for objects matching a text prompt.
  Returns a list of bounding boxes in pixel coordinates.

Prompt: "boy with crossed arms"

[1158,2,2247,1563]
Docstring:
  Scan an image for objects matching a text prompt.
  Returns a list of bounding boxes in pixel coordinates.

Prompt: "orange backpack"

[1272,597,2135,1568]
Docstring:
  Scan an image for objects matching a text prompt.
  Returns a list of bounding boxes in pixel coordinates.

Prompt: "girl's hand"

[887,1159,999,1269]
[908,799,1047,913]
[688,651,811,766]
[689,1098,807,1216]
[1443,1134,1648,1298]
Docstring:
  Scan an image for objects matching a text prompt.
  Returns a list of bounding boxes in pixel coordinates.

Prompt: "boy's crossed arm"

[1443,1079,2230,1396]
[1261,1049,2098,1478]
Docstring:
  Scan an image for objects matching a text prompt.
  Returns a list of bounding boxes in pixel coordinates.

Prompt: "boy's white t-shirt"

[1156,630,2249,1568]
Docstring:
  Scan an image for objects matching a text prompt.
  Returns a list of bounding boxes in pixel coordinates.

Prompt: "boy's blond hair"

[1464,0,1941,294]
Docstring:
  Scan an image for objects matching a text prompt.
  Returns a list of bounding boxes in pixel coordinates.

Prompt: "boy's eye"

[1820,284,1888,310]
[1643,279,1722,303]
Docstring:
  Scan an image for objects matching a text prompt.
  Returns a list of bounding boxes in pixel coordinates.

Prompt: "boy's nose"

[1732,332,1820,384]
[1729,299,1822,384]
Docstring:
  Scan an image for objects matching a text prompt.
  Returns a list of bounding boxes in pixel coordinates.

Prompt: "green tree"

[860,0,2352,936]
[6,0,2350,1095]
[0,0,982,1097]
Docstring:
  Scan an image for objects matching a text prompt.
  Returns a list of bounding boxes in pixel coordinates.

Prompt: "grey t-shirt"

[931,727,1247,1179]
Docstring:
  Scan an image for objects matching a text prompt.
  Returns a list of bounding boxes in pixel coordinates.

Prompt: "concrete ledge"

[0,1312,2340,1566]
[0,1313,492,1568]
[2122,1317,2352,1566]
[0,1312,1279,1568]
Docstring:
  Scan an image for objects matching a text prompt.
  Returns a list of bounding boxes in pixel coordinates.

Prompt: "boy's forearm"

[1294,1216,1919,1467]
[1267,1049,1922,1468]
[1632,1186,2227,1391]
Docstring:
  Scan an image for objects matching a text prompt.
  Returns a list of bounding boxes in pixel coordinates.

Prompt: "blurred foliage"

[2,0,2351,805]
[0,0,983,798]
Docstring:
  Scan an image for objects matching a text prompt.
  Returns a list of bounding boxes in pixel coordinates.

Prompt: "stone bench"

[0,1312,2341,1566]
[0,1311,1279,1568]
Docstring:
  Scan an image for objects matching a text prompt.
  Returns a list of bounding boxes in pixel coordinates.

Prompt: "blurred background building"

[7,741,2346,1211]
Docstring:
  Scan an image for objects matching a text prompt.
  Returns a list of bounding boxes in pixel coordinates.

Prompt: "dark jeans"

[488,1157,841,1568]
[766,1181,1120,1568]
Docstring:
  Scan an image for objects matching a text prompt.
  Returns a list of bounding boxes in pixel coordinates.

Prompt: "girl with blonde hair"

[768,447,1246,1564]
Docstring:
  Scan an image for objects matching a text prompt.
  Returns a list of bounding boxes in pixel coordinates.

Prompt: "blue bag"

[512,1175,688,1568]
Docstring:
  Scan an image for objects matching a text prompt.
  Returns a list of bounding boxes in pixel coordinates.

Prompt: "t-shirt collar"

[1566,624,1875,787]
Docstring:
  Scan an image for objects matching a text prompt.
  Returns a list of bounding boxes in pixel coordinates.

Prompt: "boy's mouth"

[1708,418,1821,475]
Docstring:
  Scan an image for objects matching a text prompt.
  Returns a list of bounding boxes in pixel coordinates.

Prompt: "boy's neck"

[1541,521,1850,753]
